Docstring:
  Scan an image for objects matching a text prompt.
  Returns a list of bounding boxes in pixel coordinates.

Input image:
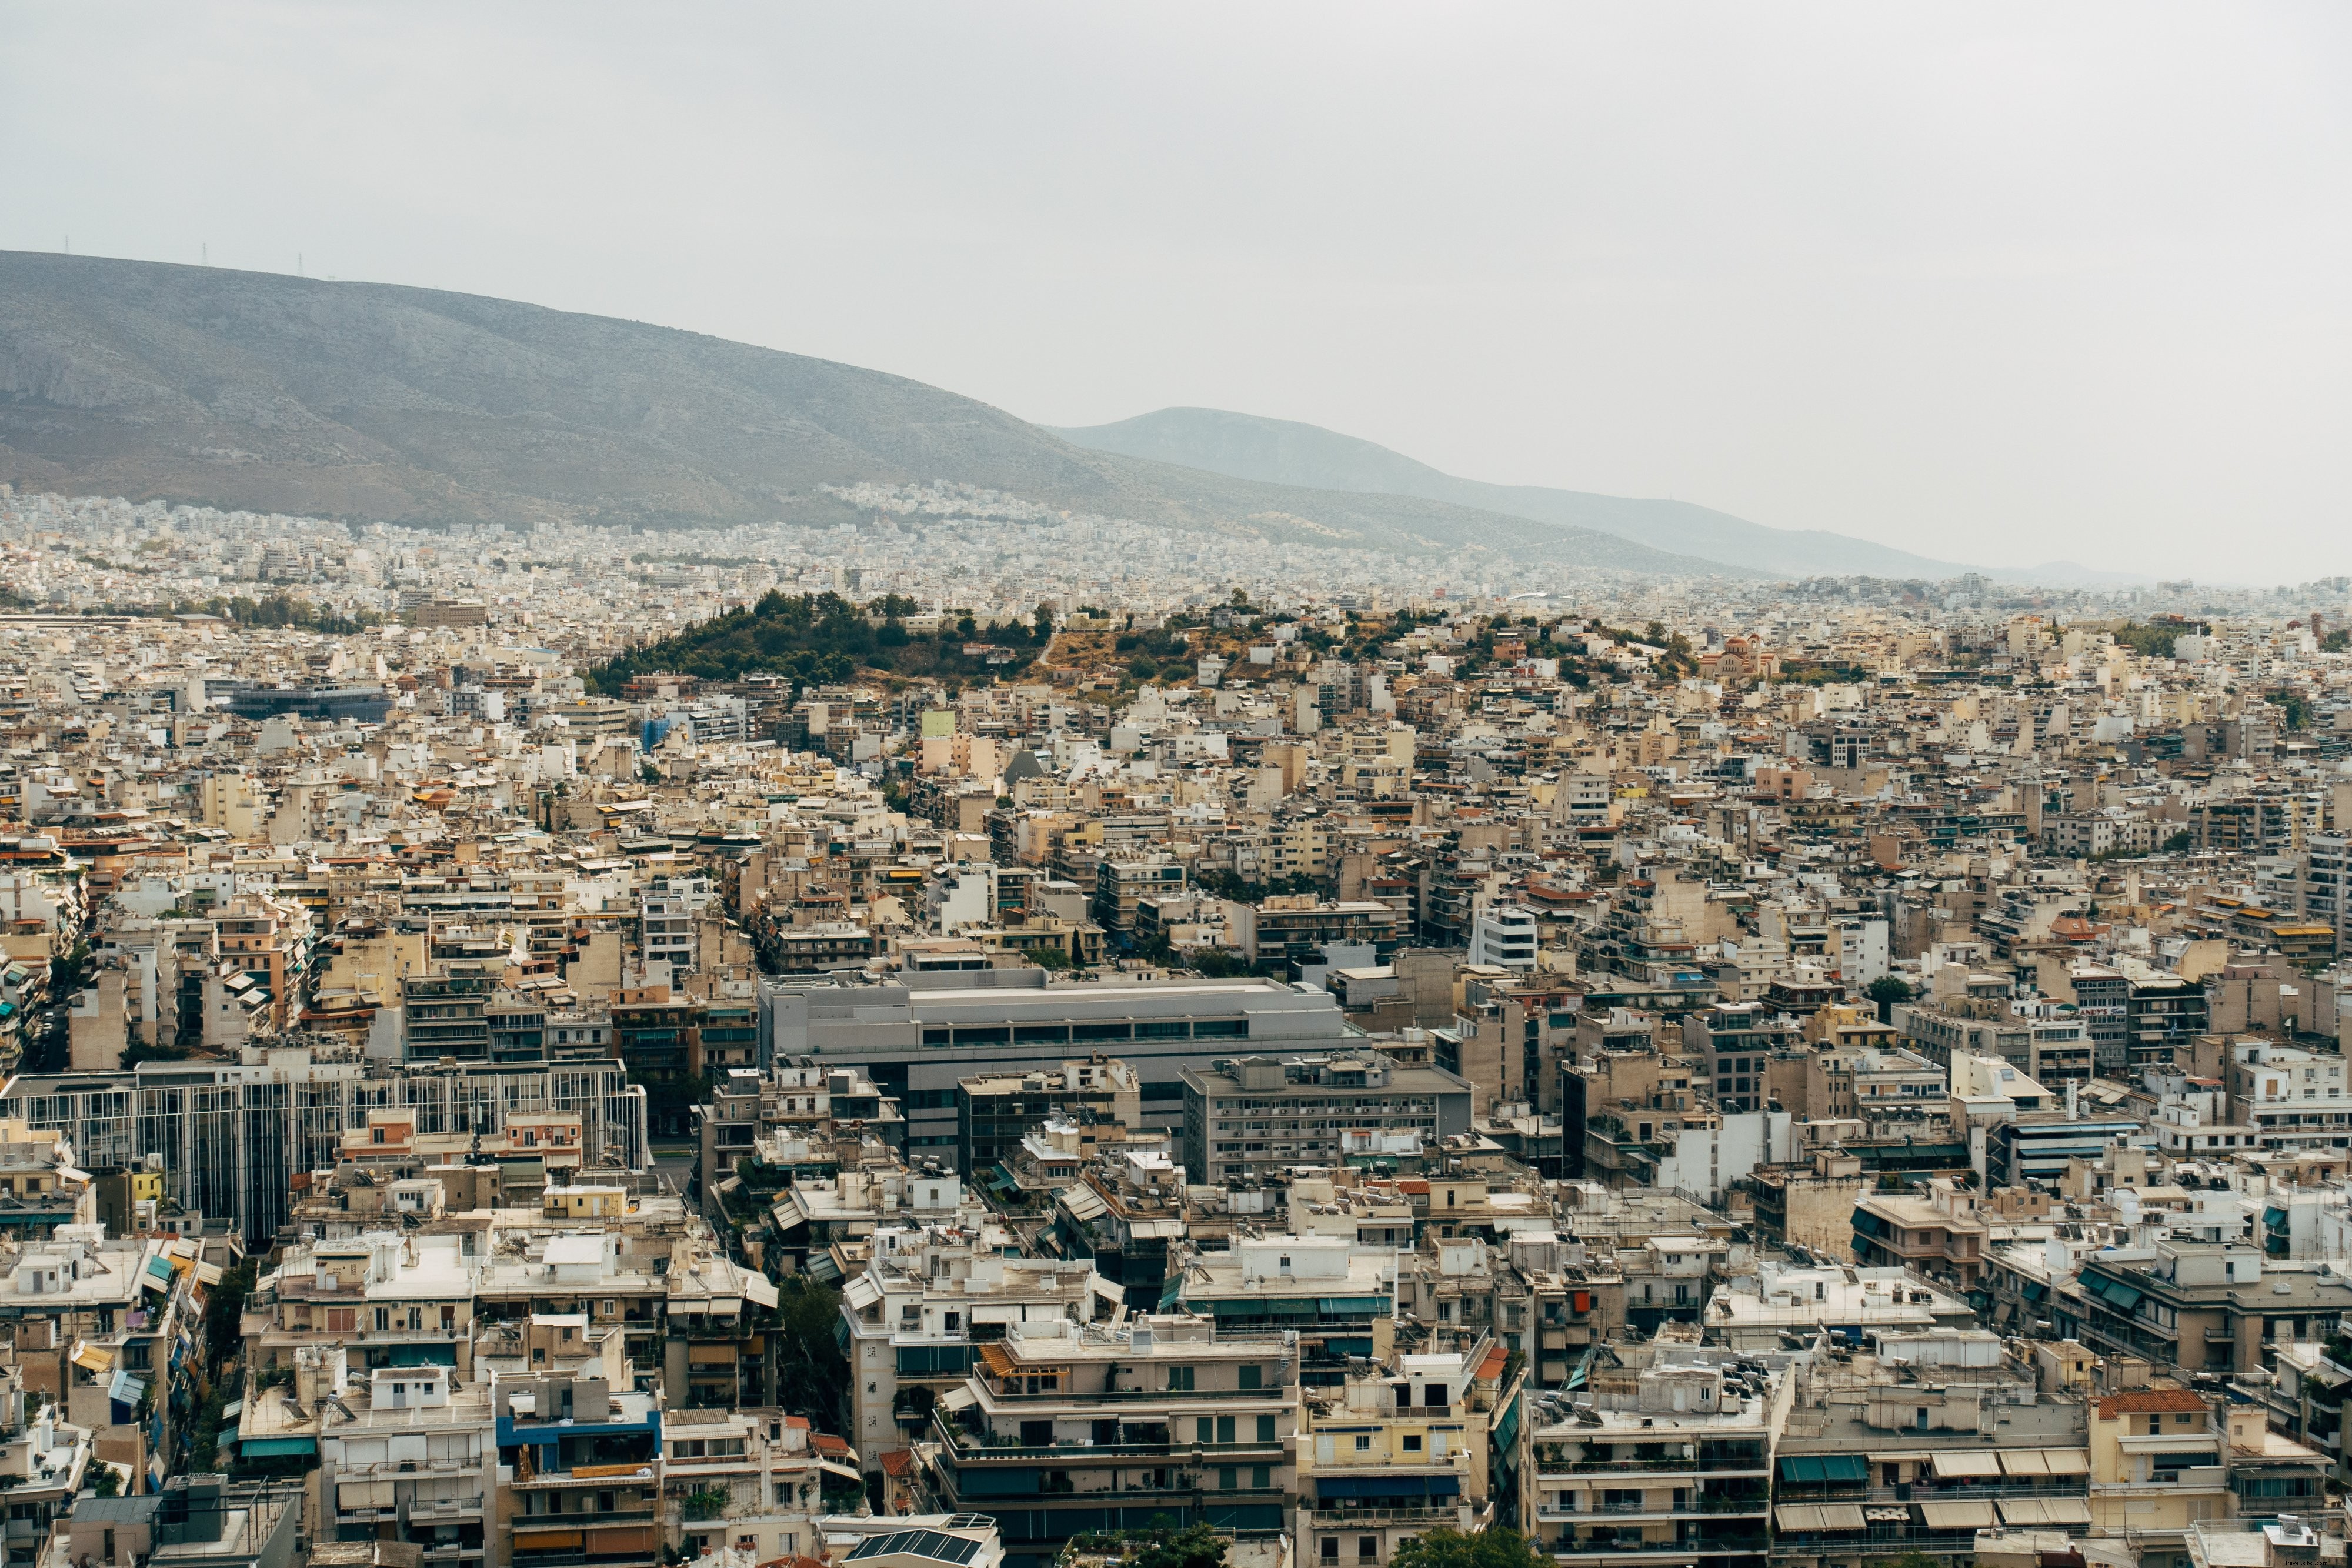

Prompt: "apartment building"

[493,1364,665,1568]
[837,1223,1119,1475]
[956,1059,1141,1179]
[1179,1053,1473,1186]
[1528,1350,1778,1568]
[922,1314,1300,1568]
[309,1347,495,1568]
[1849,1182,1990,1292]
[1295,1333,1524,1568]
[2062,1239,2352,1376]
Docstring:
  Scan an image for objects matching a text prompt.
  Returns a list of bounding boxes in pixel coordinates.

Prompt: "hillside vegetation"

[587,592,1043,695]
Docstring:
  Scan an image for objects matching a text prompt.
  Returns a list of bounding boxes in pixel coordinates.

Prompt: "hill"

[587,592,1043,695]
[0,252,1742,578]
[1050,405,1980,581]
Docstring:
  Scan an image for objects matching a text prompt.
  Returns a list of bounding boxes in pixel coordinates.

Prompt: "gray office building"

[757,971,1361,1162]
[1179,1053,1474,1185]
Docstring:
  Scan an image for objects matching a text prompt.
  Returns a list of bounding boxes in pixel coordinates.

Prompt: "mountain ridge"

[0,251,1748,579]
[1049,405,1981,582]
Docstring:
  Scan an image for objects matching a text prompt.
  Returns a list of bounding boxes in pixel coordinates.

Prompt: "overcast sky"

[4,4,2348,582]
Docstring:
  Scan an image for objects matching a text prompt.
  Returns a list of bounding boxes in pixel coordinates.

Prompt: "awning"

[937,1386,979,1413]
[2041,1450,2089,1476]
[1917,1500,1997,1529]
[195,1262,224,1287]
[71,1343,114,1374]
[1776,1505,1866,1532]
[977,1342,1017,1376]
[842,1275,883,1312]
[1997,1498,2092,1527]
[805,1253,844,1284]
[1779,1454,1870,1483]
[1317,1474,1457,1500]
[339,1480,396,1509]
[109,1370,146,1404]
[1930,1450,2004,1479]
[743,1275,779,1309]
[818,1460,863,1485]
[2000,1450,2049,1476]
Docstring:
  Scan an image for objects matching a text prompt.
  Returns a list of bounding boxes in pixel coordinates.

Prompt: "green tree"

[2163,829,2195,853]
[1033,602,1056,642]
[1115,1521,1227,1568]
[1388,1527,1547,1568]
[773,1275,848,1422]
[1865,975,1914,1023]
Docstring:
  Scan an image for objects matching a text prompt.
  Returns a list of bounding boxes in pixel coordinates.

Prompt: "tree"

[1033,602,1056,642]
[1865,975,1914,1023]
[1388,1527,1547,1568]
[1073,1521,1225,1568]
[2163,829,2195,853]
[772,1275,848,1422]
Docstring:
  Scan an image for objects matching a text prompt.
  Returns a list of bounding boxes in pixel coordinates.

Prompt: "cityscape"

[8,466,2352,1568]
[2,10,2348,1568]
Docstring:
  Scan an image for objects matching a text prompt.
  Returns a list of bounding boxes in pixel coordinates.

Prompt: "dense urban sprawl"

[8,484,2352,1568]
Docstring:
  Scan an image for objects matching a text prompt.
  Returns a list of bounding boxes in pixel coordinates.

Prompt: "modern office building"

[0,1053,647,1242]
[758,972,1362,1163]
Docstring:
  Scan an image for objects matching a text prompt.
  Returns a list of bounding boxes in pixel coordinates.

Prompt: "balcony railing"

[977,1378,1294,1403]
[933,1410,1282,1461]
[1311,1506,1490,1526]
[1539,1538,1767,1557]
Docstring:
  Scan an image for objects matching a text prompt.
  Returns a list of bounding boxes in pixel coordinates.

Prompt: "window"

[1252,1465,1270,1489]
[1322,1542,1339,1563]
[1359,1540,1378,1562]
[1355,1435,1372,1453]
[1219,1467,1238,1491]
[1257,1414,1276,1442]
[1402,1434,1422,1453]
[1239,1365,1262,1390]
[1167,1366,1195,1392]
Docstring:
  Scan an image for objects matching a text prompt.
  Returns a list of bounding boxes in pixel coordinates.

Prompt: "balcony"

[1536,1459,1768,1479]
[1540,1537,1767,1558]
[933,1410,1283,1462]
[513,1509,656,1528]
[1311,1507,1481,1527]
[408,1496,488,1520]
[1543,1499,1767,1523]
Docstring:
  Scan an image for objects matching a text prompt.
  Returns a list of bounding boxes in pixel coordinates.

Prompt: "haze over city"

[4,3,2347,579]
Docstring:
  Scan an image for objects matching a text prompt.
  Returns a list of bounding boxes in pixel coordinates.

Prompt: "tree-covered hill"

[587,592,1046,695]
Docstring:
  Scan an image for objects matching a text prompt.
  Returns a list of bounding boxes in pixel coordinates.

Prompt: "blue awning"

[1779,1454,1868,1484]
[238,1437,316,1457]
[1317,1473,1460,1500]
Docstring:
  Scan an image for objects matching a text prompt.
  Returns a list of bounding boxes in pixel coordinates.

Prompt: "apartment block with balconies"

[1529,1350,1781,1568]
[1849,1182,1990,1293]
[921,1314,1300,1568]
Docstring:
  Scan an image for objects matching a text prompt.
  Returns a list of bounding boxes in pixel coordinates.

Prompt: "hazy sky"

[5,4,2348,581]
